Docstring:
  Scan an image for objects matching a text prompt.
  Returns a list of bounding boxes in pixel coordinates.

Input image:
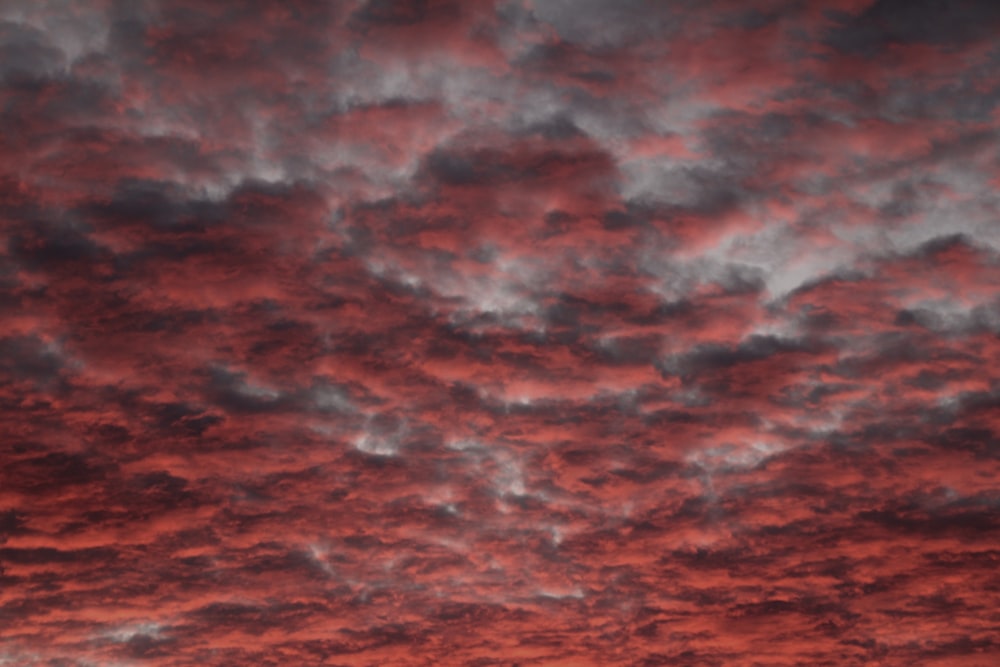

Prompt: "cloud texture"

[1,0,999,664]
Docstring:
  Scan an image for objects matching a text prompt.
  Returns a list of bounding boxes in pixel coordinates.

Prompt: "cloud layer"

[1,1,999,665]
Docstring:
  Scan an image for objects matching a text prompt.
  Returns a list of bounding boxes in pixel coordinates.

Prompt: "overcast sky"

[1,1,999,665]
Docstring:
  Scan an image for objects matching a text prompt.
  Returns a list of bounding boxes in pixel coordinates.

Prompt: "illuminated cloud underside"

[1,0,999,665]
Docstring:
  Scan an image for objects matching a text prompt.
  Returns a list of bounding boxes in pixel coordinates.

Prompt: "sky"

[1,0,999,665]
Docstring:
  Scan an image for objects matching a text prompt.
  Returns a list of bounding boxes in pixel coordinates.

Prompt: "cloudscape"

[1,1,999,665]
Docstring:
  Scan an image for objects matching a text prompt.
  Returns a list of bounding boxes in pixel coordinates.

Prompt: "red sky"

[1,1,999,665]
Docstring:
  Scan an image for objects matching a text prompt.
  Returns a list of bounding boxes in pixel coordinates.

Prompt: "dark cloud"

[529,0,686,48]
[349,0,463,30]
[0,20,65,82]
[826,0,1000,56]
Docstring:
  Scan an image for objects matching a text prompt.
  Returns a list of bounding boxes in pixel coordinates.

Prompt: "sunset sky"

[1,0,999,665]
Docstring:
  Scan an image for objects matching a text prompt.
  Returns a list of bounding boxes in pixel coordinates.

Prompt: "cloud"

[1,0,998,665]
